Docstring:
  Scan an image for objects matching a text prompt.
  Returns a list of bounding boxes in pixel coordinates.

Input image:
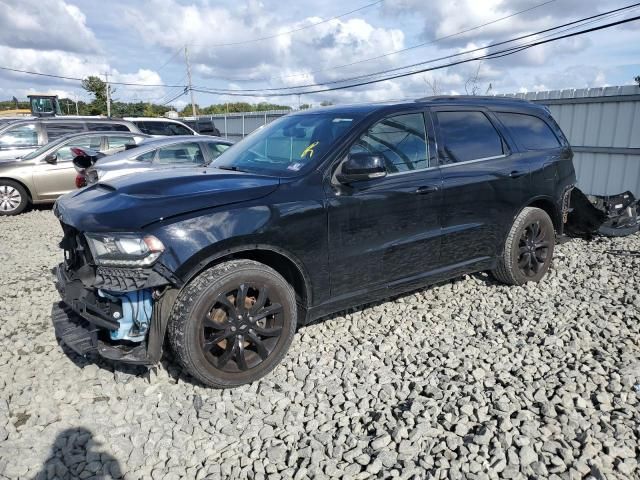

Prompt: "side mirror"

[336,152,387,184]
[44,153,57,164]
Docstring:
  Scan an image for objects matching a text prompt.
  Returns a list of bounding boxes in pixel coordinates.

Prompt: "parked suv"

[52,97,575,388]
[0,118,140,161]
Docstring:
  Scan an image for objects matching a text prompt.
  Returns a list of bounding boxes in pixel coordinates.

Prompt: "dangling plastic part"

[99,289,153,342]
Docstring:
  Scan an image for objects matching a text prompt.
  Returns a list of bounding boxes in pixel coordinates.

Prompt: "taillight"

[75,173,87,188]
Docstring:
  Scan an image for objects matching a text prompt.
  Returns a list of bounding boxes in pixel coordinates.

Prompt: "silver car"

[0,118,141,161]
[0,131,149,215]
[83,136,233,184]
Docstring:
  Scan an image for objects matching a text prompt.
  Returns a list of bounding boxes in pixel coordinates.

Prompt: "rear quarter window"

[496,112,561,150]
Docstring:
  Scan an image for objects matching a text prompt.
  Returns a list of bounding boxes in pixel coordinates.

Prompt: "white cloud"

[0,0,98,53]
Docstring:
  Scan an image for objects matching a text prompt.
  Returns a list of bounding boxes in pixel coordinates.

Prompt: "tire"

[0,180,29,216]
[492,207,555,285]
[168,259,297,388]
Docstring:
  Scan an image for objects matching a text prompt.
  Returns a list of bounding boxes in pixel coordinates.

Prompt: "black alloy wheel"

[201,283,284,373]
[492,207,555,285]
[517,220,552,278]
[169,259,297,388]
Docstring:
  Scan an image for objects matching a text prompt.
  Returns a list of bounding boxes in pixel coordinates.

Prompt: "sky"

[0,0,638,110]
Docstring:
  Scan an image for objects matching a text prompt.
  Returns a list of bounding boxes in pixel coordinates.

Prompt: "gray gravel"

[1,209,639,480]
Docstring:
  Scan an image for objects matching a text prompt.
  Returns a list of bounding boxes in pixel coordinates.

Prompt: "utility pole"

[184,46,197,117]
[104,72,111,117]
[74,94,79,115]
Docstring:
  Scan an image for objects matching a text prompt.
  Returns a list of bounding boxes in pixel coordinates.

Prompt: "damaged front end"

[52,221,179,365]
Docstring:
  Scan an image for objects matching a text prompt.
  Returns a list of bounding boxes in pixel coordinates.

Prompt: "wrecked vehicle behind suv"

[52,96,575,387]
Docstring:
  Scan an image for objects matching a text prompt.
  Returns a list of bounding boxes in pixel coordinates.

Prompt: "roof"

[288,95,543,117]
[138,135,233,147]
[123,117,190,123]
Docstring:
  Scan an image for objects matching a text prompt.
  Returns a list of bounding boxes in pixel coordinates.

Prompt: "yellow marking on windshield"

[301,141,319,159]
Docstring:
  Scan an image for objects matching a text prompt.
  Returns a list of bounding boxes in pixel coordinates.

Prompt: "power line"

[197,0,558,83]
[155,47,183,73]
[191,14,640,97]
[0,2,637,94]
[193,3,640,94]
[161,89,188,106]
[189,0,384,48]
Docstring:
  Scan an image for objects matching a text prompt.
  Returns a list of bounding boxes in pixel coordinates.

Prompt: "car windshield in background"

[211,113,361,177]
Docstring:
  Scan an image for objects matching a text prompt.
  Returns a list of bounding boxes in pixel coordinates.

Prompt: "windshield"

[211,113,361,177]
[22,136,68,160]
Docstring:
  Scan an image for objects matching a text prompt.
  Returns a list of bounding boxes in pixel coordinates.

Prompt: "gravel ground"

[0,209,639,480]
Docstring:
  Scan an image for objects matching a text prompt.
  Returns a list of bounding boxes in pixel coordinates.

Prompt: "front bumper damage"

[52,224,180,365]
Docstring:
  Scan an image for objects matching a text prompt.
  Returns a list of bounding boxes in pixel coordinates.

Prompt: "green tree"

[81,76,115,115]
[635,75,640,87]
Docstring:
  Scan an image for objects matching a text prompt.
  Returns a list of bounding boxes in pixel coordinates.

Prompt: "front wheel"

[0,180,29,216]
[168,260,297,388]
[492,207,555,285]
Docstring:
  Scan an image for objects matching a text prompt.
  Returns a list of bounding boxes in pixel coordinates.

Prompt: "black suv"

[52,97,575,388]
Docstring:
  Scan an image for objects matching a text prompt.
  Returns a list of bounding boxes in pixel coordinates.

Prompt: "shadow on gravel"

[31,427,123,480]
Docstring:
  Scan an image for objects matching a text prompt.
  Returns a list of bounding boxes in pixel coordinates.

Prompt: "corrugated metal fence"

[502,85,640,196]
[186,85,640,196]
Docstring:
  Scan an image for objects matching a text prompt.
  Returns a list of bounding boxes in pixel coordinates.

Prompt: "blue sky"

[0,0,638,109]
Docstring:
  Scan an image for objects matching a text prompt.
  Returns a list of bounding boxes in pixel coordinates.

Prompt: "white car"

[123,117,198,137]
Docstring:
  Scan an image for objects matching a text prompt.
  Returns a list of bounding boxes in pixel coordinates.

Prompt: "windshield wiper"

[216,165,247,173]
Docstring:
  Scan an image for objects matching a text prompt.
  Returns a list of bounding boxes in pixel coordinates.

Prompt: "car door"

[154,142,206,169]
[431,107,530,268]
[493,111,570,202]
[326,111,442,298]
[32,135,103,200]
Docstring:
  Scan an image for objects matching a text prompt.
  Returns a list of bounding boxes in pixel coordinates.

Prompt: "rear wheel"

[168,260,297,388]
[0,180,29,216]
[493,207,555,285]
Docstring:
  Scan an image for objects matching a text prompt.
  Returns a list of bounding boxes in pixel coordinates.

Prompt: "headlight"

[85,233,164,267]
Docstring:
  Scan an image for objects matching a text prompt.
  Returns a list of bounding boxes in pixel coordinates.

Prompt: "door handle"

[415,185,439,194]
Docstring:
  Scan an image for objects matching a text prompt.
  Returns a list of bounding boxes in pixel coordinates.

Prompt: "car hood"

[55,167,280,231]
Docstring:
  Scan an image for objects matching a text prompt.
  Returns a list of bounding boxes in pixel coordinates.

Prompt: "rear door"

[432,107,530,267]
[493,111,569,206]
[32,135,103,200]
[327,111,442,297]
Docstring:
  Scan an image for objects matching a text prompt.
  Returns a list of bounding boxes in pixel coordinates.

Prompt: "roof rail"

[415,95,530,103]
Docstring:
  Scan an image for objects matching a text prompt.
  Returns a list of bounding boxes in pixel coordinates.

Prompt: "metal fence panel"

[187,87,640,196]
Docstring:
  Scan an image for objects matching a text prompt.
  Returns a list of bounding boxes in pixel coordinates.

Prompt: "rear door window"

[136,122,169,135]
[156,142,205,164]
[436,111,504,164]
[350,113,430,174]
[495,112,561,150]
[166,122,194,135]
[0,124,38,148]
[86,122,131,132]
[44,122,86,141]
[107,136,138,150]
[56,136,103,161]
